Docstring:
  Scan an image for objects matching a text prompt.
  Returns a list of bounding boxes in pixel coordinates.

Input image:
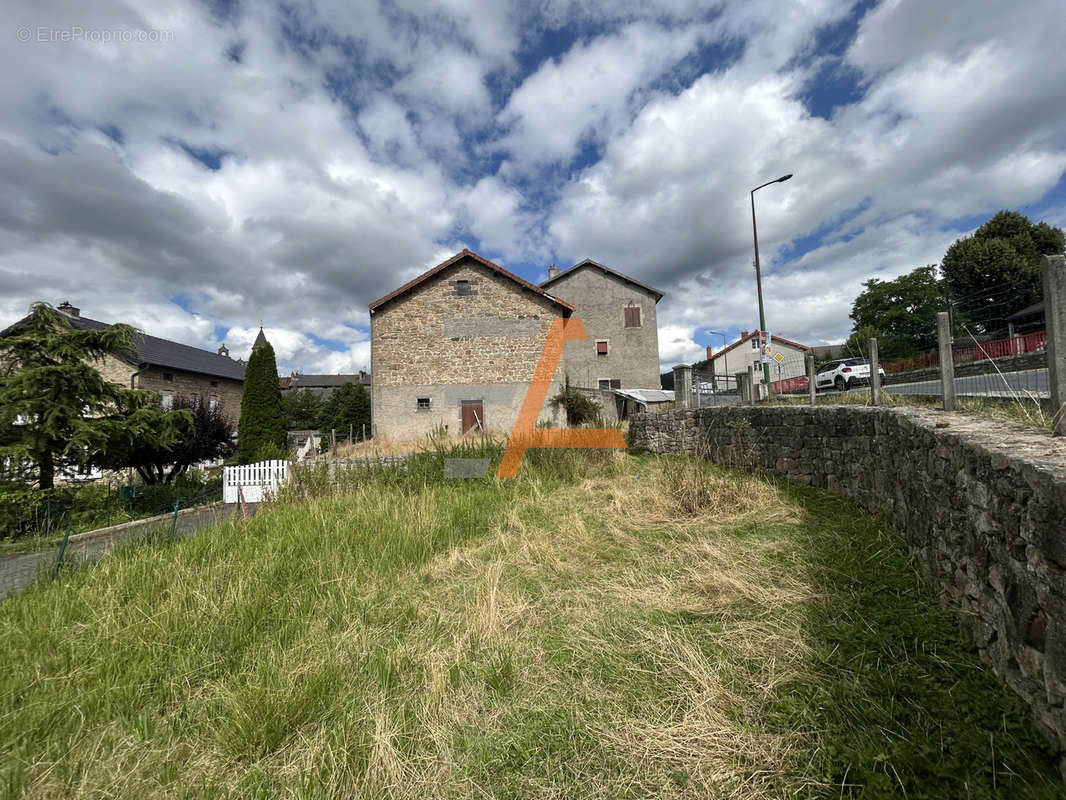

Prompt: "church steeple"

[252,327,270,352]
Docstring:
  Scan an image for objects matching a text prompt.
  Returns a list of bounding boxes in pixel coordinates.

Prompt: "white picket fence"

[222,459,290,503]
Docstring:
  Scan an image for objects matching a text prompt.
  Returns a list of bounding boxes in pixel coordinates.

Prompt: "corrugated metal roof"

[61,313,246,381]
[613,388,674,404]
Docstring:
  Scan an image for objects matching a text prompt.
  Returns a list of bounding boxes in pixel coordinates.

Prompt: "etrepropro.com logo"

[16,26,174,44]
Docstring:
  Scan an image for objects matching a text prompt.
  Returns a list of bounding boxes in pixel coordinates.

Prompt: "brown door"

[461,401,484,433]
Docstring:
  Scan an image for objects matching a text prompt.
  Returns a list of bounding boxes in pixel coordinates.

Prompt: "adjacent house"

[369,249,575,439]
[369,250,665,439]
[280,371,371,399]
[700,330,810,392]
[5,301,246,423]
[539,259,664,391]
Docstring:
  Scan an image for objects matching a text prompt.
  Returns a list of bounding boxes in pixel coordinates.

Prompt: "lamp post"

[751,173,793,398]
[706,330,728,394]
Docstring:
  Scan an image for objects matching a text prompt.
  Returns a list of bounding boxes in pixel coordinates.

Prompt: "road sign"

[773,352,783,363]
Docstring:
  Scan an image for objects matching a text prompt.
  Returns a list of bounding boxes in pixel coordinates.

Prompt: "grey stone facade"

[541,260,663,390]
[630,404,1066,778]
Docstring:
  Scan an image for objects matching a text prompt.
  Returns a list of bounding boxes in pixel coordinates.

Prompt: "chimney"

[57,300,80,317]
[547,264,561,280]
[217,343,229,357]
[707,346,713,360]
[740,331,748,339]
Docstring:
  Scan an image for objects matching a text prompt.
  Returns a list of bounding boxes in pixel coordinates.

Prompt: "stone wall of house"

[630,404,1066,774]
[370,259,568,439]
[546,267,661,389]
[92,355,243,424]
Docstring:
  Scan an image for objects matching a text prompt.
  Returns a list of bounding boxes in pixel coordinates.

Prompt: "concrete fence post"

[673,364,693,409]
[869,337,881,406]
[937,311,956,412]
[807,352,816,406]
[746,366,756,406]
[1043,254,1066,434]
[735,371,748,403]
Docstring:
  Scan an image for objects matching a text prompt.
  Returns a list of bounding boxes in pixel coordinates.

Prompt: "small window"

[598,379,611,389]
[610,379,621,389]
[753,360,760,372]
[163,372,174,382]
[416,397,431,410]
[455,280,472,296]
[210,380,218,388]
[208,397,219,411]
[161,394,174,411]
[596,340,609,356]
[623,306,641,328]
[751,338,759,351]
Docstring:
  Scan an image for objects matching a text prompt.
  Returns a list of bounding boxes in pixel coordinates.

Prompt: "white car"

[814,357,886,392]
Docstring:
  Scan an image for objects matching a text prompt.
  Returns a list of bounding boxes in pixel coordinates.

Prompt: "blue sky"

[2,0,1065,374]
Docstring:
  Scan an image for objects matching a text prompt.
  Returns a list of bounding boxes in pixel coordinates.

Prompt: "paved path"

[0,503,255,600]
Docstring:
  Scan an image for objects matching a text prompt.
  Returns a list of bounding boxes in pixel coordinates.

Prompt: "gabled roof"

[369,249,576,313]
[539,258,665,302]
[706,331,810,363]
[53,313,246,381]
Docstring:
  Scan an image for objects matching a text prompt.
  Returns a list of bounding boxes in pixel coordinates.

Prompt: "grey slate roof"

[60,313,246,381]
[287,373,371,388]
[540,258,665,301]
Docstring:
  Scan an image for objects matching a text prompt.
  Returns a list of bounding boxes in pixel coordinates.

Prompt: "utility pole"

[751,173,793,399]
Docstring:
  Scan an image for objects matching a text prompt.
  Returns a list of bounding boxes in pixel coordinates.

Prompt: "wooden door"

[461,401,484,433]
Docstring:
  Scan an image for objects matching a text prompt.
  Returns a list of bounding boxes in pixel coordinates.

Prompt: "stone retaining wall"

[884,350,1047,386]
[629,405,1066,774]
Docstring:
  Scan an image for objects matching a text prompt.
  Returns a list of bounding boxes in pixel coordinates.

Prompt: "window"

[163,372,174,382]
[598,379,621,389]
[610,378,621,389]
[753,360,760,372]
[161,394,174,411]
[208,397,219,411]
[623,306,641,328]
[751,338,759,351]
[210,380,218,388]
[416,397,431,410]
[596,340,609,356]
[455,280,472,296]
[598,379,610,389]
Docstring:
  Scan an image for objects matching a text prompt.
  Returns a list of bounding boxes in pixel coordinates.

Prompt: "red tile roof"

[369,249,576,313]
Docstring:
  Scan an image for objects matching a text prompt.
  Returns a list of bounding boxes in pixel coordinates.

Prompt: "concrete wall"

[547,267,661,389]
[630,404,1066,776]
[370,258,567,440]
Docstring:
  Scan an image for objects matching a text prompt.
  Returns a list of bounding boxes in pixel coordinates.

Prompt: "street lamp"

[706,330,728,393]
[751,173,793,397]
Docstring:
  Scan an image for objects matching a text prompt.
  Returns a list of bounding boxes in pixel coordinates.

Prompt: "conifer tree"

[236,336,287,462]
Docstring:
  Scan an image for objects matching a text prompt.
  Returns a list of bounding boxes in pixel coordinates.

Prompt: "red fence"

[882,330,1046,373]
[771,375,809,393]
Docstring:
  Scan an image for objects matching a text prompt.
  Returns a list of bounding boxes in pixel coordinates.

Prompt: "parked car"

[814,357,886,391]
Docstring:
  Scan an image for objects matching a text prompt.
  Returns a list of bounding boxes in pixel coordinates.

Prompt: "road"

[0,502,254,600]
[885,368,1049,398]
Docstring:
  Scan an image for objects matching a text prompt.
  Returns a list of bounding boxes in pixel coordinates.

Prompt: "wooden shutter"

[596,340,608,355]
[624,306,640,327]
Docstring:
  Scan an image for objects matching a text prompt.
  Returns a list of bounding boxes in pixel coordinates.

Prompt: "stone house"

[46,302,245,422]
[539,258,664,391]
[369,250,665,439]
[369,249,576,439]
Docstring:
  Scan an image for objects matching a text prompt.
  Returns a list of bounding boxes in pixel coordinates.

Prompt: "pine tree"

[236,337,287,463]
[317,382,371,440]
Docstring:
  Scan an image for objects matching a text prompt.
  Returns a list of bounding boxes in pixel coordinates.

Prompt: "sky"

[2,0,1065,375]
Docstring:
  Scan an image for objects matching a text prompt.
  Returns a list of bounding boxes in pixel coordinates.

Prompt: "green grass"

[0,449,1060,798]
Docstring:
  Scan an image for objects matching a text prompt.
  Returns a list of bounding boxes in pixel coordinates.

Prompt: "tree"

[940,211,1065,336]
[848,265,943,359]
[97,396,236,484]
[281,388,325,430]
[0,303,187,489]
[317,382,371,439]
[236,340,287,463]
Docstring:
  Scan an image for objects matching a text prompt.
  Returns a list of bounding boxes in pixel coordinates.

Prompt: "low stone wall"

[630,405,1066,773]
[884,350,1047,386]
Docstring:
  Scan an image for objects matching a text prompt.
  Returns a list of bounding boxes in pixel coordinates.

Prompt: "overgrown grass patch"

[0,451,1060,798]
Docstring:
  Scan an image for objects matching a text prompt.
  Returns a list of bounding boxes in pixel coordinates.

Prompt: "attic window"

[623,306,641,328]
[455,280,472,296]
